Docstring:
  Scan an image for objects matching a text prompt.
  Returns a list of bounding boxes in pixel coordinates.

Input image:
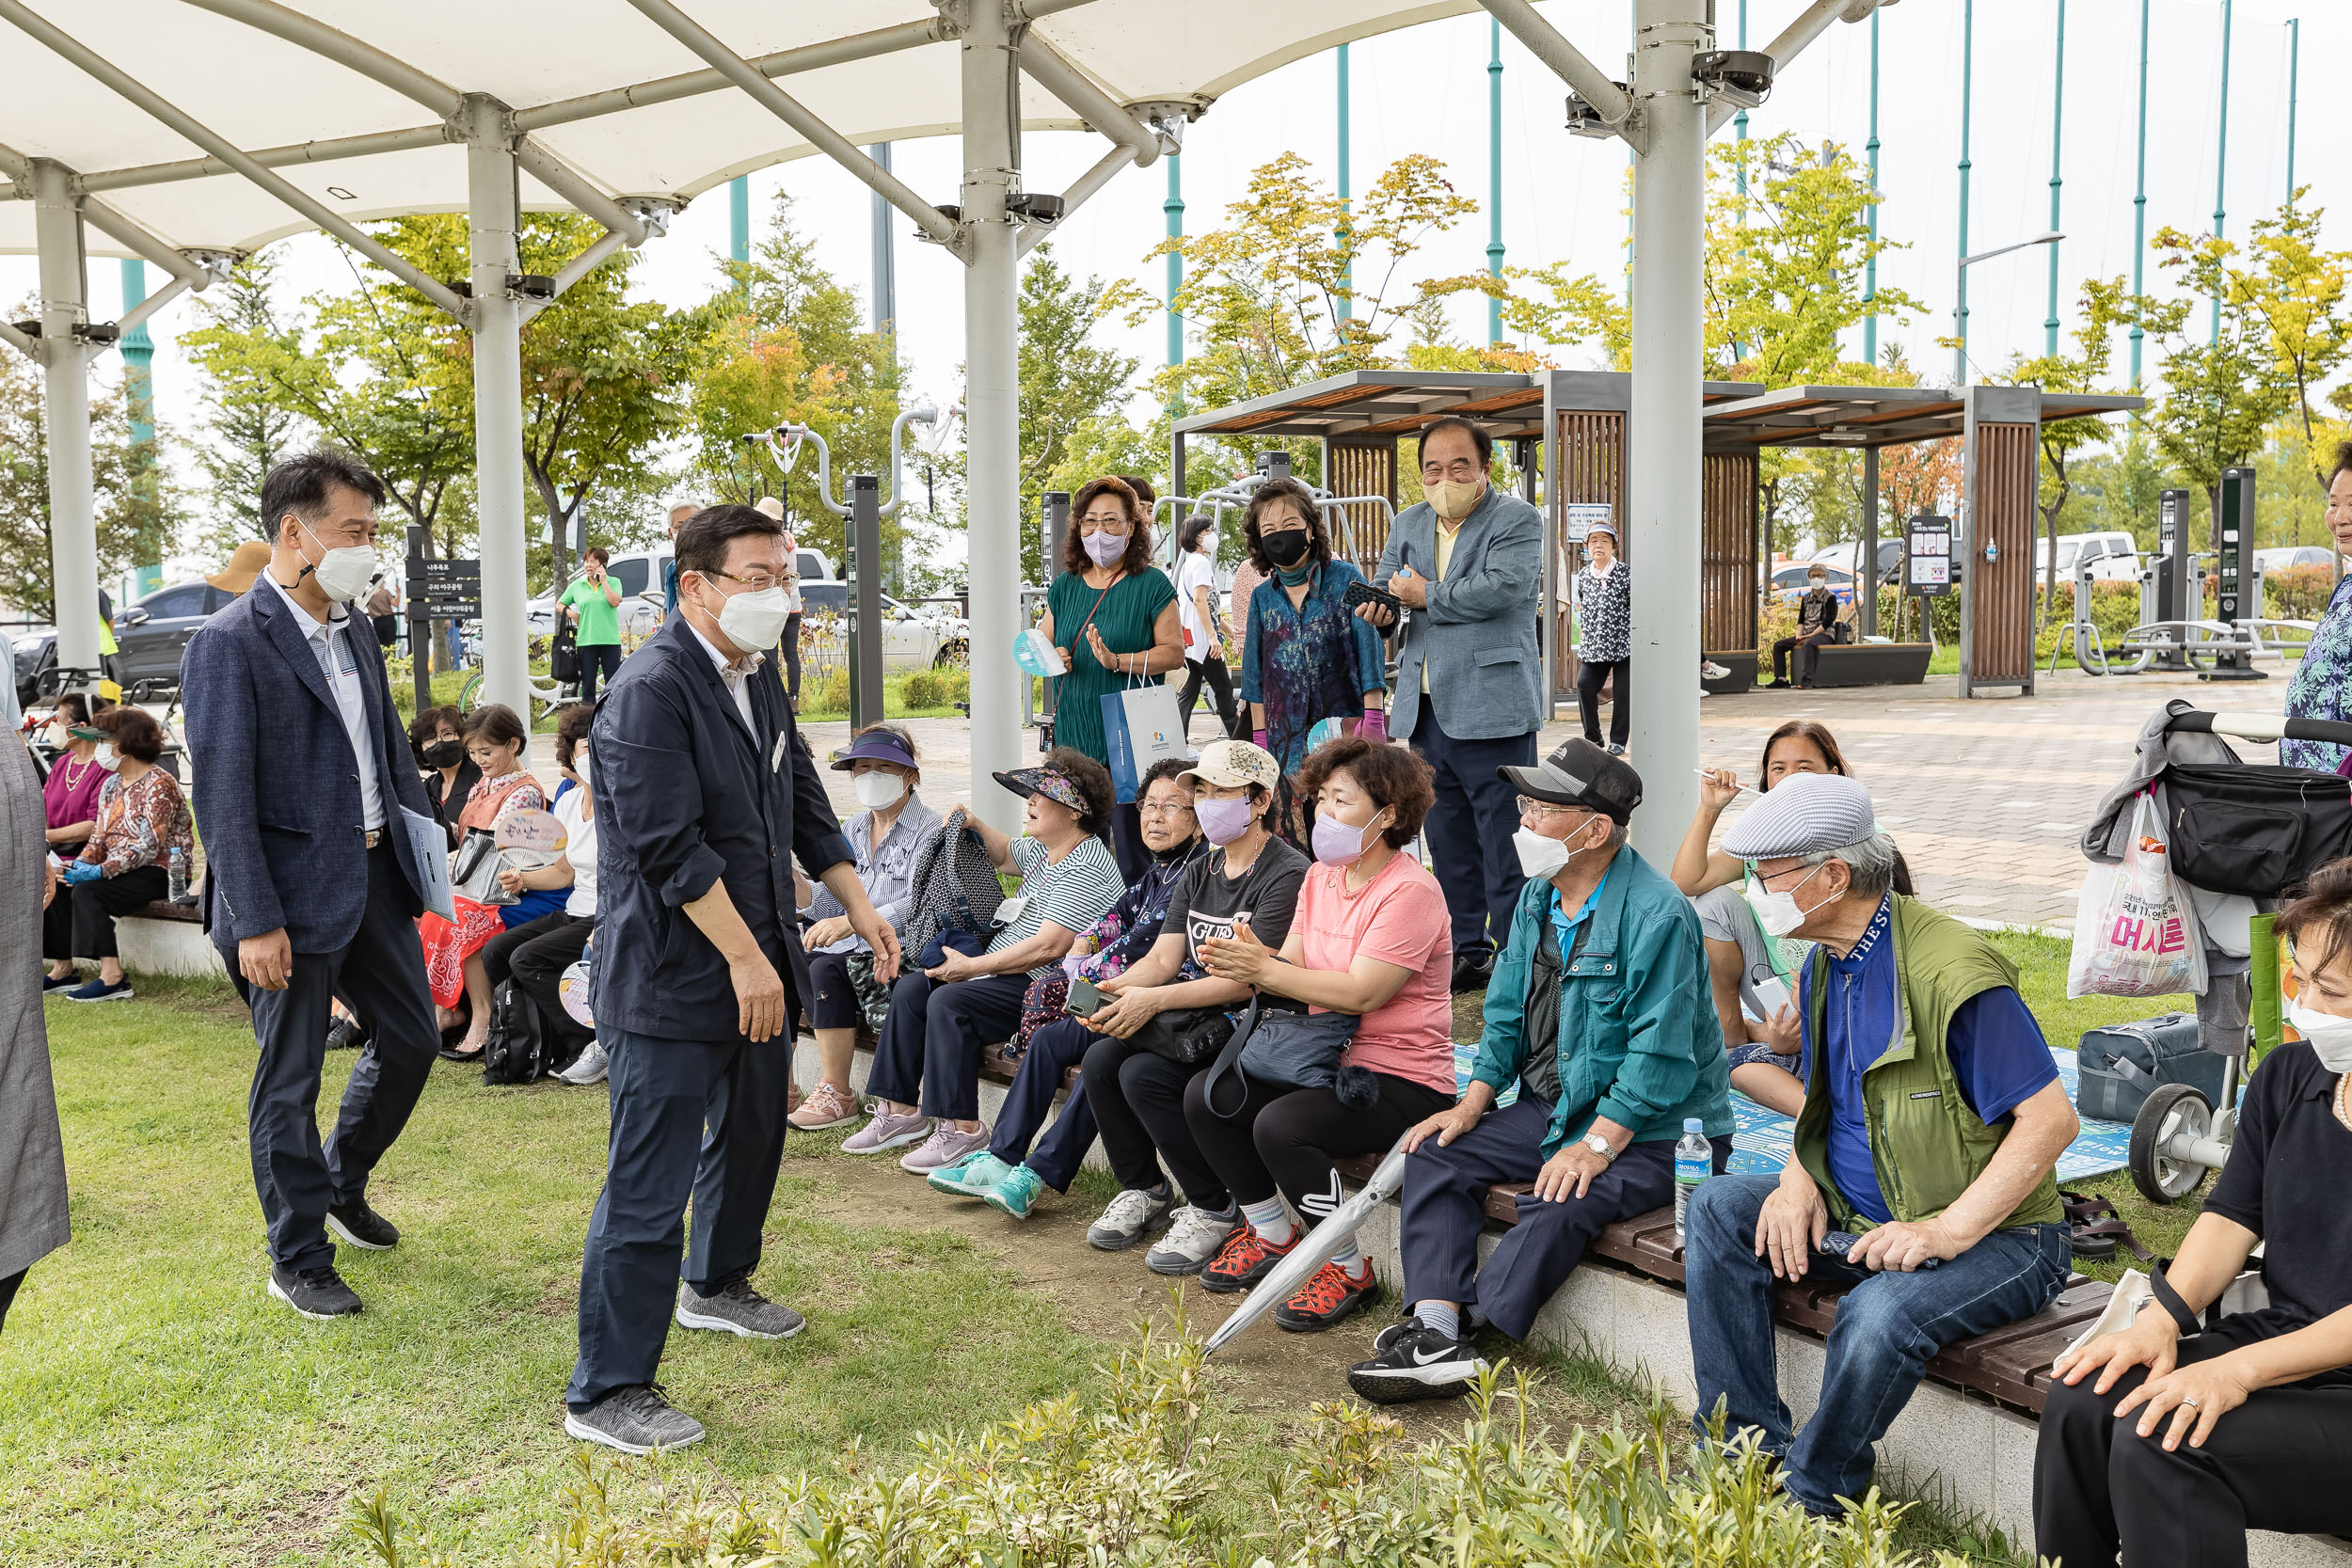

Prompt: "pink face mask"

[1195,796,1256,846]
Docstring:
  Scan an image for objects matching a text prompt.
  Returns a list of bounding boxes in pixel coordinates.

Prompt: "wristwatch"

[1582,1132,1616,1164]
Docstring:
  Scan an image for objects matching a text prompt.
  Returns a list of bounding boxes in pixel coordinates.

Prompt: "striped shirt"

[993,833,1125,977]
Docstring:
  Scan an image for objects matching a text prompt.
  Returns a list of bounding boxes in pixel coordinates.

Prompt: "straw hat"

[206,540,274,594]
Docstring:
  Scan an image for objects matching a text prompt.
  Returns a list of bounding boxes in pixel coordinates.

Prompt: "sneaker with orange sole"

[1272,1259,1379,1331]
[1199,1226,1297,1294]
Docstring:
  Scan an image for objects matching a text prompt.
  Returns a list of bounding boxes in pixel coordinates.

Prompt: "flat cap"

[1718,771,1877,859]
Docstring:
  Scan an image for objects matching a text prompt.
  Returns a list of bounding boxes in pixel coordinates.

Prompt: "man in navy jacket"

[183,450,440,1321]
[565,503,900,1455]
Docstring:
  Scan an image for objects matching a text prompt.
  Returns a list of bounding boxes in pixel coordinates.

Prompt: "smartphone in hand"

[1064,976,1106,1018]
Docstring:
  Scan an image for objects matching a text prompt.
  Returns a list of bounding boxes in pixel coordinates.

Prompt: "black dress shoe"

[325,1016,369,1053]
[326,1197,400,1251]
[1450,953,1495,995]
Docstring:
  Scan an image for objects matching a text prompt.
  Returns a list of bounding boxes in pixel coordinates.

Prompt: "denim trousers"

[1682,1172,2071,1513]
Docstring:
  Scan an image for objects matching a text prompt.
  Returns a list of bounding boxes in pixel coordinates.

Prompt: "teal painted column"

[1954,0,1974,386]
[2045,0,2065,356]
[729,174,750,266]
[2130,0,2150,387]
[1487,19,1503,343]
[2285,18,2299,205]
[1165,152,1184,397]
[1863,8,1881,368]
[119,258,159,595]
[1337,43,1351,324]
[2211,0,2232,344]
[1734,0,1749,185]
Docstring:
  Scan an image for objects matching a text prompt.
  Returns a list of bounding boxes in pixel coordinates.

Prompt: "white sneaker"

[557,1039,608,1085]
[1087,1185,1173,1251]
[1145,1204,1238,1275]
[1701,660,1731,679]
[898,1121,991,1174]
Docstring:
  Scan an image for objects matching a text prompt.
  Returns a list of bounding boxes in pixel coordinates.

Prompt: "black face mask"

[1261,529,1311,568]
[1151,832,1200,864]
[422,740,464,768]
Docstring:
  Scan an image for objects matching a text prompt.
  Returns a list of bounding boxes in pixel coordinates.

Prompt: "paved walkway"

[777,667,2290,934]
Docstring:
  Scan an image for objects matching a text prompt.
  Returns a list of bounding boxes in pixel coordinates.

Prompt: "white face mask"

[853,769,907,810]
[1199,532,1218,554]
[572,752,592,792]
[2285,995,2352,1072]
[1745,863,1830,938]
[707,579,792,654]
[45,721,68,749]
[95,744,119,772]
[1514,822,1599,881]
[297,520,381,603]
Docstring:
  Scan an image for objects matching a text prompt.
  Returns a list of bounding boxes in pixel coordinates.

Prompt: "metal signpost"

[405,524,481,711]
[848,473,884,729]
[2153,488,2194,672]
[1906,515,1952,644]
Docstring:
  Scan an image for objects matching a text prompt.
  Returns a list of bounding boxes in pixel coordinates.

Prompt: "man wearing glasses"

[566,502,901,1455]
[1359,415,1543,996]
[1345,738,1732,1404]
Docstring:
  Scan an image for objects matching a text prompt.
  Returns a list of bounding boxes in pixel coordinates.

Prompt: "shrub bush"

[901,667,971,711]
[799,668,851,717]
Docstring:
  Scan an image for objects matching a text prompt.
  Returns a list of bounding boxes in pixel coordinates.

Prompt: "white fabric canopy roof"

[0,0,1480,258]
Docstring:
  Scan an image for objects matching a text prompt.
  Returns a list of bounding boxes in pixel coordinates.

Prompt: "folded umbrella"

[1202,1132,1410,1358]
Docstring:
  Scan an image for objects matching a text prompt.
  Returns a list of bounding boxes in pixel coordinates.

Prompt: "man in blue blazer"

[565,503,900,1456]
[183,450,441,1322]
[1365,415,1545,994]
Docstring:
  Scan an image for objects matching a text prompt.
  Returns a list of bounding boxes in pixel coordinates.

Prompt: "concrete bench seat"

[1807,642,1932,687]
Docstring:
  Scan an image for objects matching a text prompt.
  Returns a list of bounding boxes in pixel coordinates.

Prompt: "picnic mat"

[1448,1043,2133,1181]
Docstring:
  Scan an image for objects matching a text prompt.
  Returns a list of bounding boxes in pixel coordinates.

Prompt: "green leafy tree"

[185,255,309,555]
[1018,245,1152,581]
[2236,194,2352,502]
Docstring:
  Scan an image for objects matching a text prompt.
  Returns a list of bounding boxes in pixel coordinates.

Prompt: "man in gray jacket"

[1362,415,1544,992]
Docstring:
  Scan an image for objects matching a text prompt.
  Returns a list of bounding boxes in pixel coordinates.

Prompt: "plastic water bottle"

[1674,1117,1712,1246]
[167,846,189,902]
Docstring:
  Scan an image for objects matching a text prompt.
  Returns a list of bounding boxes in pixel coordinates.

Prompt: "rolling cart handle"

[2164,709,2352,748]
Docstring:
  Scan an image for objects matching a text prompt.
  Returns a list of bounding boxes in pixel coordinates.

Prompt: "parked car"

[526,545,842,640]
[1809,539,1904,587]
[1770,562,1858,607]
[2253,545,2339,576]
[11,624,54,713]
[2033,531,2139,583]
[799,590,969,671]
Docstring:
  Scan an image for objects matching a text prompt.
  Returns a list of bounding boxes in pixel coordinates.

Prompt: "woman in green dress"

[1037,475,1184,880]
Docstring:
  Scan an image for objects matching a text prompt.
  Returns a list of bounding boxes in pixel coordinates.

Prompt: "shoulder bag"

[1199,998,1378,1117]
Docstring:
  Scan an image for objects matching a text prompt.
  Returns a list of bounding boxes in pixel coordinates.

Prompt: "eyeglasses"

[1137,800,1196,819]
[706,567,790,594]
[1077,514,1132,532]
[1516,796,1586,821]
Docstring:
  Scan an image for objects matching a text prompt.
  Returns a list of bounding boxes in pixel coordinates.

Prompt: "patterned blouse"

[2284,573,2352,771]
[1573,561,1631,662]
[1238,561,1389,774]
[81,767,194,879]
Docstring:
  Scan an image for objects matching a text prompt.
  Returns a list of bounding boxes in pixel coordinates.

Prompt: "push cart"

[2124,707,2352,1202]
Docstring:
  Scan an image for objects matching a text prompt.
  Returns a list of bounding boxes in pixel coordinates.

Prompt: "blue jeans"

[1683,1172,2071,1513]
[987,1019,1100,1192]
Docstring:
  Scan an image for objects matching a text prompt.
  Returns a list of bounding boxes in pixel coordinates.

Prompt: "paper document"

[398,805,456,921]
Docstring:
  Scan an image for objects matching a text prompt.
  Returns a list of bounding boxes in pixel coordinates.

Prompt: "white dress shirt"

[262,569,385,830]
[687,621,758,734]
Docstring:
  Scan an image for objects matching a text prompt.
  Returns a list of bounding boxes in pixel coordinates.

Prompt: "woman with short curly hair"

[1236,477,1388,779]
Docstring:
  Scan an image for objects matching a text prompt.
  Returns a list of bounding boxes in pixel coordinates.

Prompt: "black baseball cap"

[1498,737,1643,824]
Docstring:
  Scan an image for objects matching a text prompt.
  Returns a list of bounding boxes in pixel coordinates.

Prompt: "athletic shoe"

[64,978,133,1003]
[40,972,79,993]
[927,1149,1013,1196]
[267,1262,362,1320]
[788,1081,862,1131]
[1088,1185,1173,1251]
[982,1164,1046,1220]
[841,1107,930,1155]
[1273,1259,1379,1332]
[555,1039,609,1085]
[1200,1226,1298,1294]
[564,1384,706,1455]
[1344,1323,1488,1404]
[324,1015,368,1053]
[675,1278,806,1340]
[1701,660,1731,679]
[1145,1205,1238,1275]
[1607,743,1626,757]
[898,1121,990,1174]
[326,1197,400,1251]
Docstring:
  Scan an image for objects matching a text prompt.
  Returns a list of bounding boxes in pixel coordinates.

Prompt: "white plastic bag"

[2067,792,2209,999]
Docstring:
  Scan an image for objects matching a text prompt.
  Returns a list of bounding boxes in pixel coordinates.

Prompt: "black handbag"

[2158,762,2352,898]
[1130,1004,1238,1066]
[1200,999,1377,1118]
[549,620,581,685]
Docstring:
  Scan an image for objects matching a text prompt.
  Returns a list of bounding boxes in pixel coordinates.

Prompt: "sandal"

[437,1041,487,1063]
[2061,1190,2154,1263]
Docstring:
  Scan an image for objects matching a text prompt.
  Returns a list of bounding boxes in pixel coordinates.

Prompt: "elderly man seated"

[1683,773,2077,1516]
[1345,739,1734,1404]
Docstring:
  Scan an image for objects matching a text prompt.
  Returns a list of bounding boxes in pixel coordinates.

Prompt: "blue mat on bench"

[1448,1043,2133,1182]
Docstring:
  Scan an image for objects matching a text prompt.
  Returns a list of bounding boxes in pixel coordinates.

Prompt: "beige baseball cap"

[1178,738,1281,793]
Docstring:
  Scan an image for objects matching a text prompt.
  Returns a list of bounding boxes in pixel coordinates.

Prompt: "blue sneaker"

[981,1164,1047,1220]
[64,977,133,1004]
[927,1149,1013,1197]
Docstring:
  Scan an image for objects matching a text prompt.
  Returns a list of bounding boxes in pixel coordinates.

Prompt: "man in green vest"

[1683,772,2078,1515]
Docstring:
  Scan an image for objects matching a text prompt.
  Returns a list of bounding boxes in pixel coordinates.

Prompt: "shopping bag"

[2067,792,2209,999]
[1099,679,1190,803]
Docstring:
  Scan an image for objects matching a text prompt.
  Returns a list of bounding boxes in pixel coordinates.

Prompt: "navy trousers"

[567,1023,794,1411]
[236,840,439,1271]
[865,969,1029,1121]
[1398,1093,1721,1342]
[987,1018,1102,1191]
[1410,706,1537,961]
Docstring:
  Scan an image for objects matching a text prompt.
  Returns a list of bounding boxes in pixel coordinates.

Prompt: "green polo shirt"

[559,576,622,646]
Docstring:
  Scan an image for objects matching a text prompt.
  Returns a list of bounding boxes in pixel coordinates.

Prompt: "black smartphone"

[1064,976,1106,1018]
[1820,1230,1940,1271]
[1343,578,1403,617]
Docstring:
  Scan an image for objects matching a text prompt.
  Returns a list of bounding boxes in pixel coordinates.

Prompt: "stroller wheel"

[2129,1083,2213,1205]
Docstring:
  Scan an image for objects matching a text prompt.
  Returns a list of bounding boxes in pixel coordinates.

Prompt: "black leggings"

[1183,1068,1454,1222]
[781,613,803,703]
[577,642,623,704]
[1575,657,1629,747]
[1084,1035,1226,1208]
[1178,655,1241,742]
[43,863,169,962]
[482,910,595,1058]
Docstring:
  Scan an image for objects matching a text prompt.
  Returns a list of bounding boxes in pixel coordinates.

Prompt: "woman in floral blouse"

[2282,445,2352,772]
[1237,477,1388,786]
[1571,523,1631,755]
[43,707,192,1004]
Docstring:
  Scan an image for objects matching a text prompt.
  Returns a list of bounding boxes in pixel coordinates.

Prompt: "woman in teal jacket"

[1345,738,1734,1404]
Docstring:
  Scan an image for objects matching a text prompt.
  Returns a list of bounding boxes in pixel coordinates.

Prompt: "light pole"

[1953,231,2062,387]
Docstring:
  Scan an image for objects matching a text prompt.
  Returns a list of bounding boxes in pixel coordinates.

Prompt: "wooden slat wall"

[1552,410,1627,698]
[1701,453,1758,653]
[1969,422,2039,683]
[1327,440,1397,578]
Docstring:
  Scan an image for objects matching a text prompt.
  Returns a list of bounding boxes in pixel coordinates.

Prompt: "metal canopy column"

[1623,0,1706,866]
[962,0,1024,830]
[462,98,530,717]
[32,162,102,688]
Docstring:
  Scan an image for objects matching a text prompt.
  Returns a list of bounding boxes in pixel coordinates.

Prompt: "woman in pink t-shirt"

[1191,736,1455,1332]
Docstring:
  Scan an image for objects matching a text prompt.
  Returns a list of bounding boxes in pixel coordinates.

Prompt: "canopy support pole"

[462,102,530,718]
[1623,0,1706,866]
[32,161,102,693]
[962,0,1023,832]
